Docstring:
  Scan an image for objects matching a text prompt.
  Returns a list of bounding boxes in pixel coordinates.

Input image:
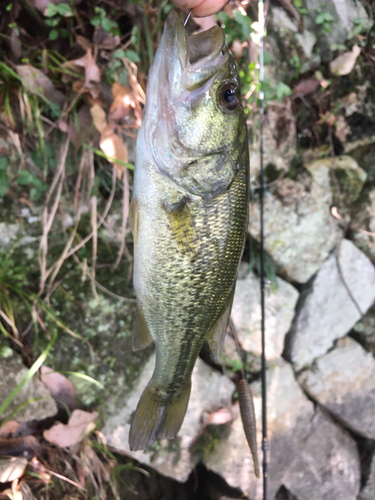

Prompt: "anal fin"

[207,285,235,362]
[133,305,153,351]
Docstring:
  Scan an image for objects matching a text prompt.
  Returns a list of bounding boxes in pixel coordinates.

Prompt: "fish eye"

[218,83,240,112]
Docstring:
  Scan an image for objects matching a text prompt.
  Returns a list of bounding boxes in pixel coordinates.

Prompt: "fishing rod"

[258,0,269,498]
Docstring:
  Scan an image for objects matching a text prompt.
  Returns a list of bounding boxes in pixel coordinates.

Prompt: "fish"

[129,9,249,451]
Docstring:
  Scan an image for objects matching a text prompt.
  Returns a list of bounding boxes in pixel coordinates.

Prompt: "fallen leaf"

[93,26,120,49]
[109,83,133,123]
[43,410,98,448]
[40,366,77,411]
[76,35,92,52]
[292,78,319,96]
[100,123,128,178]
[3,489,23,500]
[90,104,107,133]
[206,407,233,426]
[330,45,361,76]
[67,49,101,88]
[0,457,28,483]
[15,65,66,105]
[69,104,97,148]
[0,422,20,438]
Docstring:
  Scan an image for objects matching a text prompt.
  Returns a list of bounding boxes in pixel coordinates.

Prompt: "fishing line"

[258,0,269,499]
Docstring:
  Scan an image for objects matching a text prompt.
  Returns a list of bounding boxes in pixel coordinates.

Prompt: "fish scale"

[129,10,249,451]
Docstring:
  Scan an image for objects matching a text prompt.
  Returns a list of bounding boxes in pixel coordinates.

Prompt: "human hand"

[172,0,228,17]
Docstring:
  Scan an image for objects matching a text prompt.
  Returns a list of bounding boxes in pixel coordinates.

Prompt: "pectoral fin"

[129,199,139,248]
[163,196,199,260]
[133,305,153,351]
[207,285,235,362]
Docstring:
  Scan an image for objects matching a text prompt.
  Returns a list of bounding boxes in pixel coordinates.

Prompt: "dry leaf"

[206,407,233,426]
[43,410,98,448]
[69,104,96,148]
[69,49,101,87]
[0,421,20,439]
[330,45,361,76]
[0,457,28,483]
[40,365,77,411]
[93,26,120,49]
[109,83,133,123]
[76,35,92,52]
[292,78,319,96]
[90,104,107,133]
[3,489,23,500]
[15,65,66,105]
[100,122,128,178]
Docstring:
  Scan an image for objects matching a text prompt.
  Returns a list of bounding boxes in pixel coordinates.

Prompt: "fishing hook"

[184,8,193,26]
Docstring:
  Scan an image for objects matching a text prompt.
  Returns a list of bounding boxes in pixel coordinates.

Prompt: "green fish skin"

[129,10,249,451]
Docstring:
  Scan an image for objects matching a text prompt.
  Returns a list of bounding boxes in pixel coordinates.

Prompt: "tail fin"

[129,381,191,451]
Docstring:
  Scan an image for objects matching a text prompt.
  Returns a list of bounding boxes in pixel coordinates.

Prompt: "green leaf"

[125,49,140,63]
[101,17,114,33]
[0,158,7,170]
[17,170,33,186]
[315,14,324,24]
[56,4,73,16]
[49,29,59,41]
[30,187,41,200]
[45,4,58,17]
[112,49,126,59]
[90,17,101,27]
[0,171,9,197]
[45,17,60,27]
[276,81,292,101]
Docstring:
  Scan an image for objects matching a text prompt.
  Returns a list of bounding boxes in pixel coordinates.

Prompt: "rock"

[250,159,343,283]
[205,359,360,500]
[353,302,375,355]
[351,187,375,263]
[0,353,57,422]
[268,7,318,76]
[304,0,369,57]
[298,337,375,439]
[249,106,296,181]
[231,268,299,366]
[287,239,375,370]
[358,454,375,500]
[103,355,235,482]
[330,155,367,205]
[0,223,19,250]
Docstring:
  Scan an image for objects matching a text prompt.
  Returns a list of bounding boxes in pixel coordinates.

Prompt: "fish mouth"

[169,10,229,91]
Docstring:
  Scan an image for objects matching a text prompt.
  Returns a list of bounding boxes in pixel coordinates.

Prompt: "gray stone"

[0,353,57,422]
[304,0,370,53]
[250,159,343,283]
[103,355,235,482]
[353,302,375,355]
[205,359,360,500]
[358,454,375,500]
[289,239,375,370]
[298,337,375,439]
[249,106,296,181]
[330,155,367,205]
[0,223,19,250]
[351,187,375,263]
[231,268,299,364]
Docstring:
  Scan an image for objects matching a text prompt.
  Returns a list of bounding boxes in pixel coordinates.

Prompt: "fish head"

[143,10,247,198]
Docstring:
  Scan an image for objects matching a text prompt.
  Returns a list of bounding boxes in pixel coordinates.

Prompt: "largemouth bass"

[129,9,249,451]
